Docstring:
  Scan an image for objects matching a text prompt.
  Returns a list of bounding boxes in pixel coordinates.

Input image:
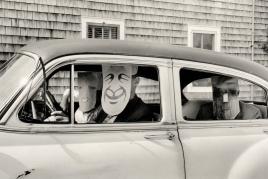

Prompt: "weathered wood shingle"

[0,0,267,101]
[0,0,266,62]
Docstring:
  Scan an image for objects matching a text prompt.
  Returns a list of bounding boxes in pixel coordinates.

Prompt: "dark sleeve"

[196,105,205,120]
[196,103,213,120]
[115,96,155,123]
[127,103,154,122]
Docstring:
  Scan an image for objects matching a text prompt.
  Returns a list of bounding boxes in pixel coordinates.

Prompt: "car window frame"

[4,54,176,132]
[183,72,267,103]
[173,59,268,128]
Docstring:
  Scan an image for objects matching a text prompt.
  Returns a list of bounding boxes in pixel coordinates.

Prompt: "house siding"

[0,0,267,63]
[0,0,267,102]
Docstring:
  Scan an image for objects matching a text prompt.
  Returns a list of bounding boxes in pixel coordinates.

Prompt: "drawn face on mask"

[101,65,133,116]
[78,72,98,112]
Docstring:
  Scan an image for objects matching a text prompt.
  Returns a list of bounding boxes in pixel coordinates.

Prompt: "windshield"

[0,54,37,111]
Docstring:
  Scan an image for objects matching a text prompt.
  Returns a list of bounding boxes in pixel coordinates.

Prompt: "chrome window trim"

[173,59,268,128]
[70,64,75,125]
[5,54,175,133]
[0,124,177,134]
[45,54,172,69]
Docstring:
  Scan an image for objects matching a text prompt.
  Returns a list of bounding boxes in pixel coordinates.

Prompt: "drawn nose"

[106,88,115,97]
[114,88,124,97]
[105,86,125,100]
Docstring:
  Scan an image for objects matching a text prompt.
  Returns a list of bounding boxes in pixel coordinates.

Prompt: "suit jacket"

[95,95,154,123]
[196,101,262,120]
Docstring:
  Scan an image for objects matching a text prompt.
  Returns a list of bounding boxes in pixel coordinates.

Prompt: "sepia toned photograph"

[0,0,267,178]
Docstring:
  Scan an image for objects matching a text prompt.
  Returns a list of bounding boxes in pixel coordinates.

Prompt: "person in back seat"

[197,76,262,120]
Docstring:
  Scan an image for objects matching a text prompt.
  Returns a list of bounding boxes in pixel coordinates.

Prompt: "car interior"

[19,64,161,124]
[181,68,268,120]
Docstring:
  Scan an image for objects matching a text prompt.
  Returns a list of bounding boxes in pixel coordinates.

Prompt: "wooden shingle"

[27,3,38,11]
[0,0,266,71]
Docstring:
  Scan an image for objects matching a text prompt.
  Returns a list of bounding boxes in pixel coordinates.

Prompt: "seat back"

[254,104,268,118]
[182,100,211,120]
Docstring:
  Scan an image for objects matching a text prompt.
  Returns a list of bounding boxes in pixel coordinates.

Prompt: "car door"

[0,54,185,179]
[173,59,268,179]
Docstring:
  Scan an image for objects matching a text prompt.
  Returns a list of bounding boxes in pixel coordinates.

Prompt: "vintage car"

[1,39,268,179]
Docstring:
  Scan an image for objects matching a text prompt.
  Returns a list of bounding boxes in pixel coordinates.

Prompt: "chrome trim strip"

[0,124,177,134]
[70,64,75,125]
[46,55,172,68]
[4,54,175,133]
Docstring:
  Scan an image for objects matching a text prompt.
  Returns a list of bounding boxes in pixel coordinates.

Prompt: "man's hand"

[60,89,70,111]
[44,111,69,122]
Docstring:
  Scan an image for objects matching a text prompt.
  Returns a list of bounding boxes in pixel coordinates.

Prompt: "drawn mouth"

[110,101,118,104]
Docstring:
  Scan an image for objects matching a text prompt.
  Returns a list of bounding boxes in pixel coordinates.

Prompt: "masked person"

[45,71,102,123]
[196,76,262,120]
[94,64,154,123]
[74,72,102,123]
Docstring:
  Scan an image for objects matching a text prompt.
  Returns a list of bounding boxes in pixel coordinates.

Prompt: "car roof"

[19,39,268,82]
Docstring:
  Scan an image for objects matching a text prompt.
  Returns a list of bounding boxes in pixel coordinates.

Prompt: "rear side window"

[180,68,267,120]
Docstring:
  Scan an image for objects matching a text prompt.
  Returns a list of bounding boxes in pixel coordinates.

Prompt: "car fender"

[228,137,268,179]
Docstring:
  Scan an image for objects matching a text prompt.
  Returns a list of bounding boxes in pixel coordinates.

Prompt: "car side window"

[18,65,71,124]
[181,68,267,120]
[72,64,161,124]
[18,64,161,124]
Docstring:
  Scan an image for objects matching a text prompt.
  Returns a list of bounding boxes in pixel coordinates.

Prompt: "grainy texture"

[0,0,267,102]
[0,0,267,63]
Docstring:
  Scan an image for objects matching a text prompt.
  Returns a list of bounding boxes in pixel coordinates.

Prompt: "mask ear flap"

[133,76,140,86]
[96,72,103,90]
[132,66,138,76]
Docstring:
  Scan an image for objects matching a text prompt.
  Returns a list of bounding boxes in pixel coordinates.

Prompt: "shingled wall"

[0,0,267,64]
[0,0,267,102]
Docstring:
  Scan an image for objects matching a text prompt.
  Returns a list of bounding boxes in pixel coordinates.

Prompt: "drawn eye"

[118,74,129,82]
[104,74,114,83]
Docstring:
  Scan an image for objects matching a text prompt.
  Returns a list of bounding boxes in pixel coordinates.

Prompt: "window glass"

[193,33,202,48]
[193,33,214,50]
[203,34,214,50]
[0,54,37,111]
[19,64,161,124]
[192,78,211,87]
[72,64,160,124]
[19,65,71,124]
[181,68,267,120]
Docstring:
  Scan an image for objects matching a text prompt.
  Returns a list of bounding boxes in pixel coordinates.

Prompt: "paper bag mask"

[101,65,134,116]
[212,76,240,119]
[78,72,99,112]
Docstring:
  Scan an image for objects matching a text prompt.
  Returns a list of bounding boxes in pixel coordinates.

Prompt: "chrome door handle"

[144,132,175,140]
